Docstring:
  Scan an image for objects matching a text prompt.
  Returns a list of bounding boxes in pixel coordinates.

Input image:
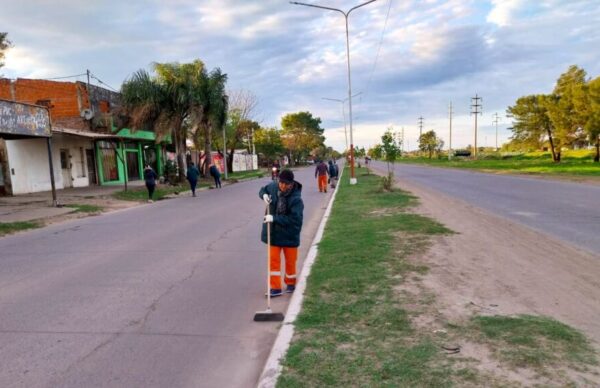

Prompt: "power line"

[362,0,393,103]
[90,73,118,92]
[42,73,87,80]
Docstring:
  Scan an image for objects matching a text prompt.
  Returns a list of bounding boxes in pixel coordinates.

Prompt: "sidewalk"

[0,182,145,223]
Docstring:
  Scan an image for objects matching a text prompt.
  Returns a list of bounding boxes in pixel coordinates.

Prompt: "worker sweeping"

[258,169,304,297]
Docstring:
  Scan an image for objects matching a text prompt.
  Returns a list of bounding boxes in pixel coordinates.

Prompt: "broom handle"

[267,203,271,310]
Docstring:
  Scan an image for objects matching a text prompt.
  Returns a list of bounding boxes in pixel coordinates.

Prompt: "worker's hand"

[263,215,273,223]
[262,194,272,204]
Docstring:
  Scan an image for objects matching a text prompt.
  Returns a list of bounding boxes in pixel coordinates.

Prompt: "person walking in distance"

[186,162,201,197]
[315,160,329,193]
[328,160,339,188]
[259,169,304,297]
[143,165,158,203]
[209,163,222,188]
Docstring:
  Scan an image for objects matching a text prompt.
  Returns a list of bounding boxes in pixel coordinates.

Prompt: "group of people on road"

[142,162,223,202]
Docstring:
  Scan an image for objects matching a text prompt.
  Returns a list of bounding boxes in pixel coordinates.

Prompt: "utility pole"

[470,94,482,158]
[417,116,424,137]
[401,126,405,153]
[448,102,453,160]
[492,112,500,151]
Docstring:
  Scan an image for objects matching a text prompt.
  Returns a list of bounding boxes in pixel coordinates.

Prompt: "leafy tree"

[507,95,559,161]
[0,32,12,72]
[254,127,284,163]
[418,130,443,159]
[545,65,588,152]
[120,60,227,180]
[381,128,401,172]
[281,111,324,166]
[368,144,383,159]
[577,76,600,162]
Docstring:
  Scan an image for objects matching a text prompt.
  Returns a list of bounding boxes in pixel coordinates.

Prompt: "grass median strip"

[0,221,41,236]
[277,167,598,387]
[278,168,455,387]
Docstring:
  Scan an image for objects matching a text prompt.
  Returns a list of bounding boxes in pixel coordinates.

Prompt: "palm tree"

[120,60,228,181]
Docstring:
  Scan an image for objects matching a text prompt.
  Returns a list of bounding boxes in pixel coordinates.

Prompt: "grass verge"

[398,151,600,177]
[467,315,597,371]
[64,204,103,213]
[225,169,265,180]
[0,221,41,236]
[112,184,206,201]
[278,167,456,387]
[278,166,598,387]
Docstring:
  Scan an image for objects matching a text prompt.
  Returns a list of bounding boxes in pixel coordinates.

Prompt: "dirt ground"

[394,176,600,385]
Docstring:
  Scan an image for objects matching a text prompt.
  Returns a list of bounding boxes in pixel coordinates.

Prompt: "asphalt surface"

[372,161,600,255]
[0,166,331,388]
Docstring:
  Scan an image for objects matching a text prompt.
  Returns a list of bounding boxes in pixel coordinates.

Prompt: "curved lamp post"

[290,0,377,184]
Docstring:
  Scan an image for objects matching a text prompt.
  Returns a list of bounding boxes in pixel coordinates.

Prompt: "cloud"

[487,0,524,27]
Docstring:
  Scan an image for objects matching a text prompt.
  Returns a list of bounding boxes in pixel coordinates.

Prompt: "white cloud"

[487,0,524,27]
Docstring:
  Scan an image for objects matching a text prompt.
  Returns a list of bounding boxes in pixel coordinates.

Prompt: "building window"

[99,100,110,113]
[35,99,53,109]
[98,141,119,181]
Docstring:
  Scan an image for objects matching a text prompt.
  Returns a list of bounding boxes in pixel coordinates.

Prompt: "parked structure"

[0,78,169,195]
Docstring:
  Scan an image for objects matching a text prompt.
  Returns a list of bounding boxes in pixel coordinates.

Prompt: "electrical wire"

[90,73,118,92]
[41,73,87,80]
[361,0,393,105]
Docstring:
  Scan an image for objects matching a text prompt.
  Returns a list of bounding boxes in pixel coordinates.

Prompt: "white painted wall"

[6,138,61,194]
[6,134,94,194]
[51,133,93,188]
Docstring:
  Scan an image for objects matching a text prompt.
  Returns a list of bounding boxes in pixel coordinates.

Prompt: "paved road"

[372,161,600,255]
[0,167,329,387]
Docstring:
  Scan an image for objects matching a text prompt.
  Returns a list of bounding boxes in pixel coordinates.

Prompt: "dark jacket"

[259,180,304,247]
[186,165,200,181]
[315,162,329,177]
[328,162,337,178]
[144,168,157,185]
[209,165,221,178]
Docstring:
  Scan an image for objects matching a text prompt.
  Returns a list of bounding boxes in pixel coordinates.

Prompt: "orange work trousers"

[317,175,328,192]
[269,245,298,290]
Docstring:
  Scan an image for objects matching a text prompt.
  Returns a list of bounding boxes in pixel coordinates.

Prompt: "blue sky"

[1,0,599,151]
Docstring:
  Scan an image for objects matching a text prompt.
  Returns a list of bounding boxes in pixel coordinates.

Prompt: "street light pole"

[291,0,377,185]
[323,92,362,154]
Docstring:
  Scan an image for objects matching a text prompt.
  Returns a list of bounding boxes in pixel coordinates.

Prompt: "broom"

[254,201,285,322]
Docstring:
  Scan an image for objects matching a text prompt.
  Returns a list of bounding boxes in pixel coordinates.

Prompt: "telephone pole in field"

[417,116,424,137]
[492,112,500,151]
[470,94,482,158]
[448,101,453,160]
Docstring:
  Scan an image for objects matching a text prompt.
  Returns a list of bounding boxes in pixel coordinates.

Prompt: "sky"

[1,0,599,151]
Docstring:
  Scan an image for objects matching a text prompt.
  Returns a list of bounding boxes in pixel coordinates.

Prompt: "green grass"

[469,315,597,370]
[0,221,41,236]
[64,204,103,213]
[225,169,265,180]
[398,151,600,177]
[112,183,207,201]
[278,167,462,387]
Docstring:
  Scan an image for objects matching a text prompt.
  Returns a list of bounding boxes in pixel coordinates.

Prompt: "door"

[126,151,140,180]
[60,149,72,188]
[86,149,97,185]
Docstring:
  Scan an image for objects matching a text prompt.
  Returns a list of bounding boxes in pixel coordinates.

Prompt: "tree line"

[117,60,328,181]
[506,65,600,162]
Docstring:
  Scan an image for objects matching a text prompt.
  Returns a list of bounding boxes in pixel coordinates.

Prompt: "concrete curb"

[256,170,343,388]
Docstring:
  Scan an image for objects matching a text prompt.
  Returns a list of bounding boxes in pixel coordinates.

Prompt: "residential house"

[0,78,168,195]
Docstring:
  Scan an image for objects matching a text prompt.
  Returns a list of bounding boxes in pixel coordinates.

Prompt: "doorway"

[86,149,97,184]
[126,151,140,180]
[60,149,73,188]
